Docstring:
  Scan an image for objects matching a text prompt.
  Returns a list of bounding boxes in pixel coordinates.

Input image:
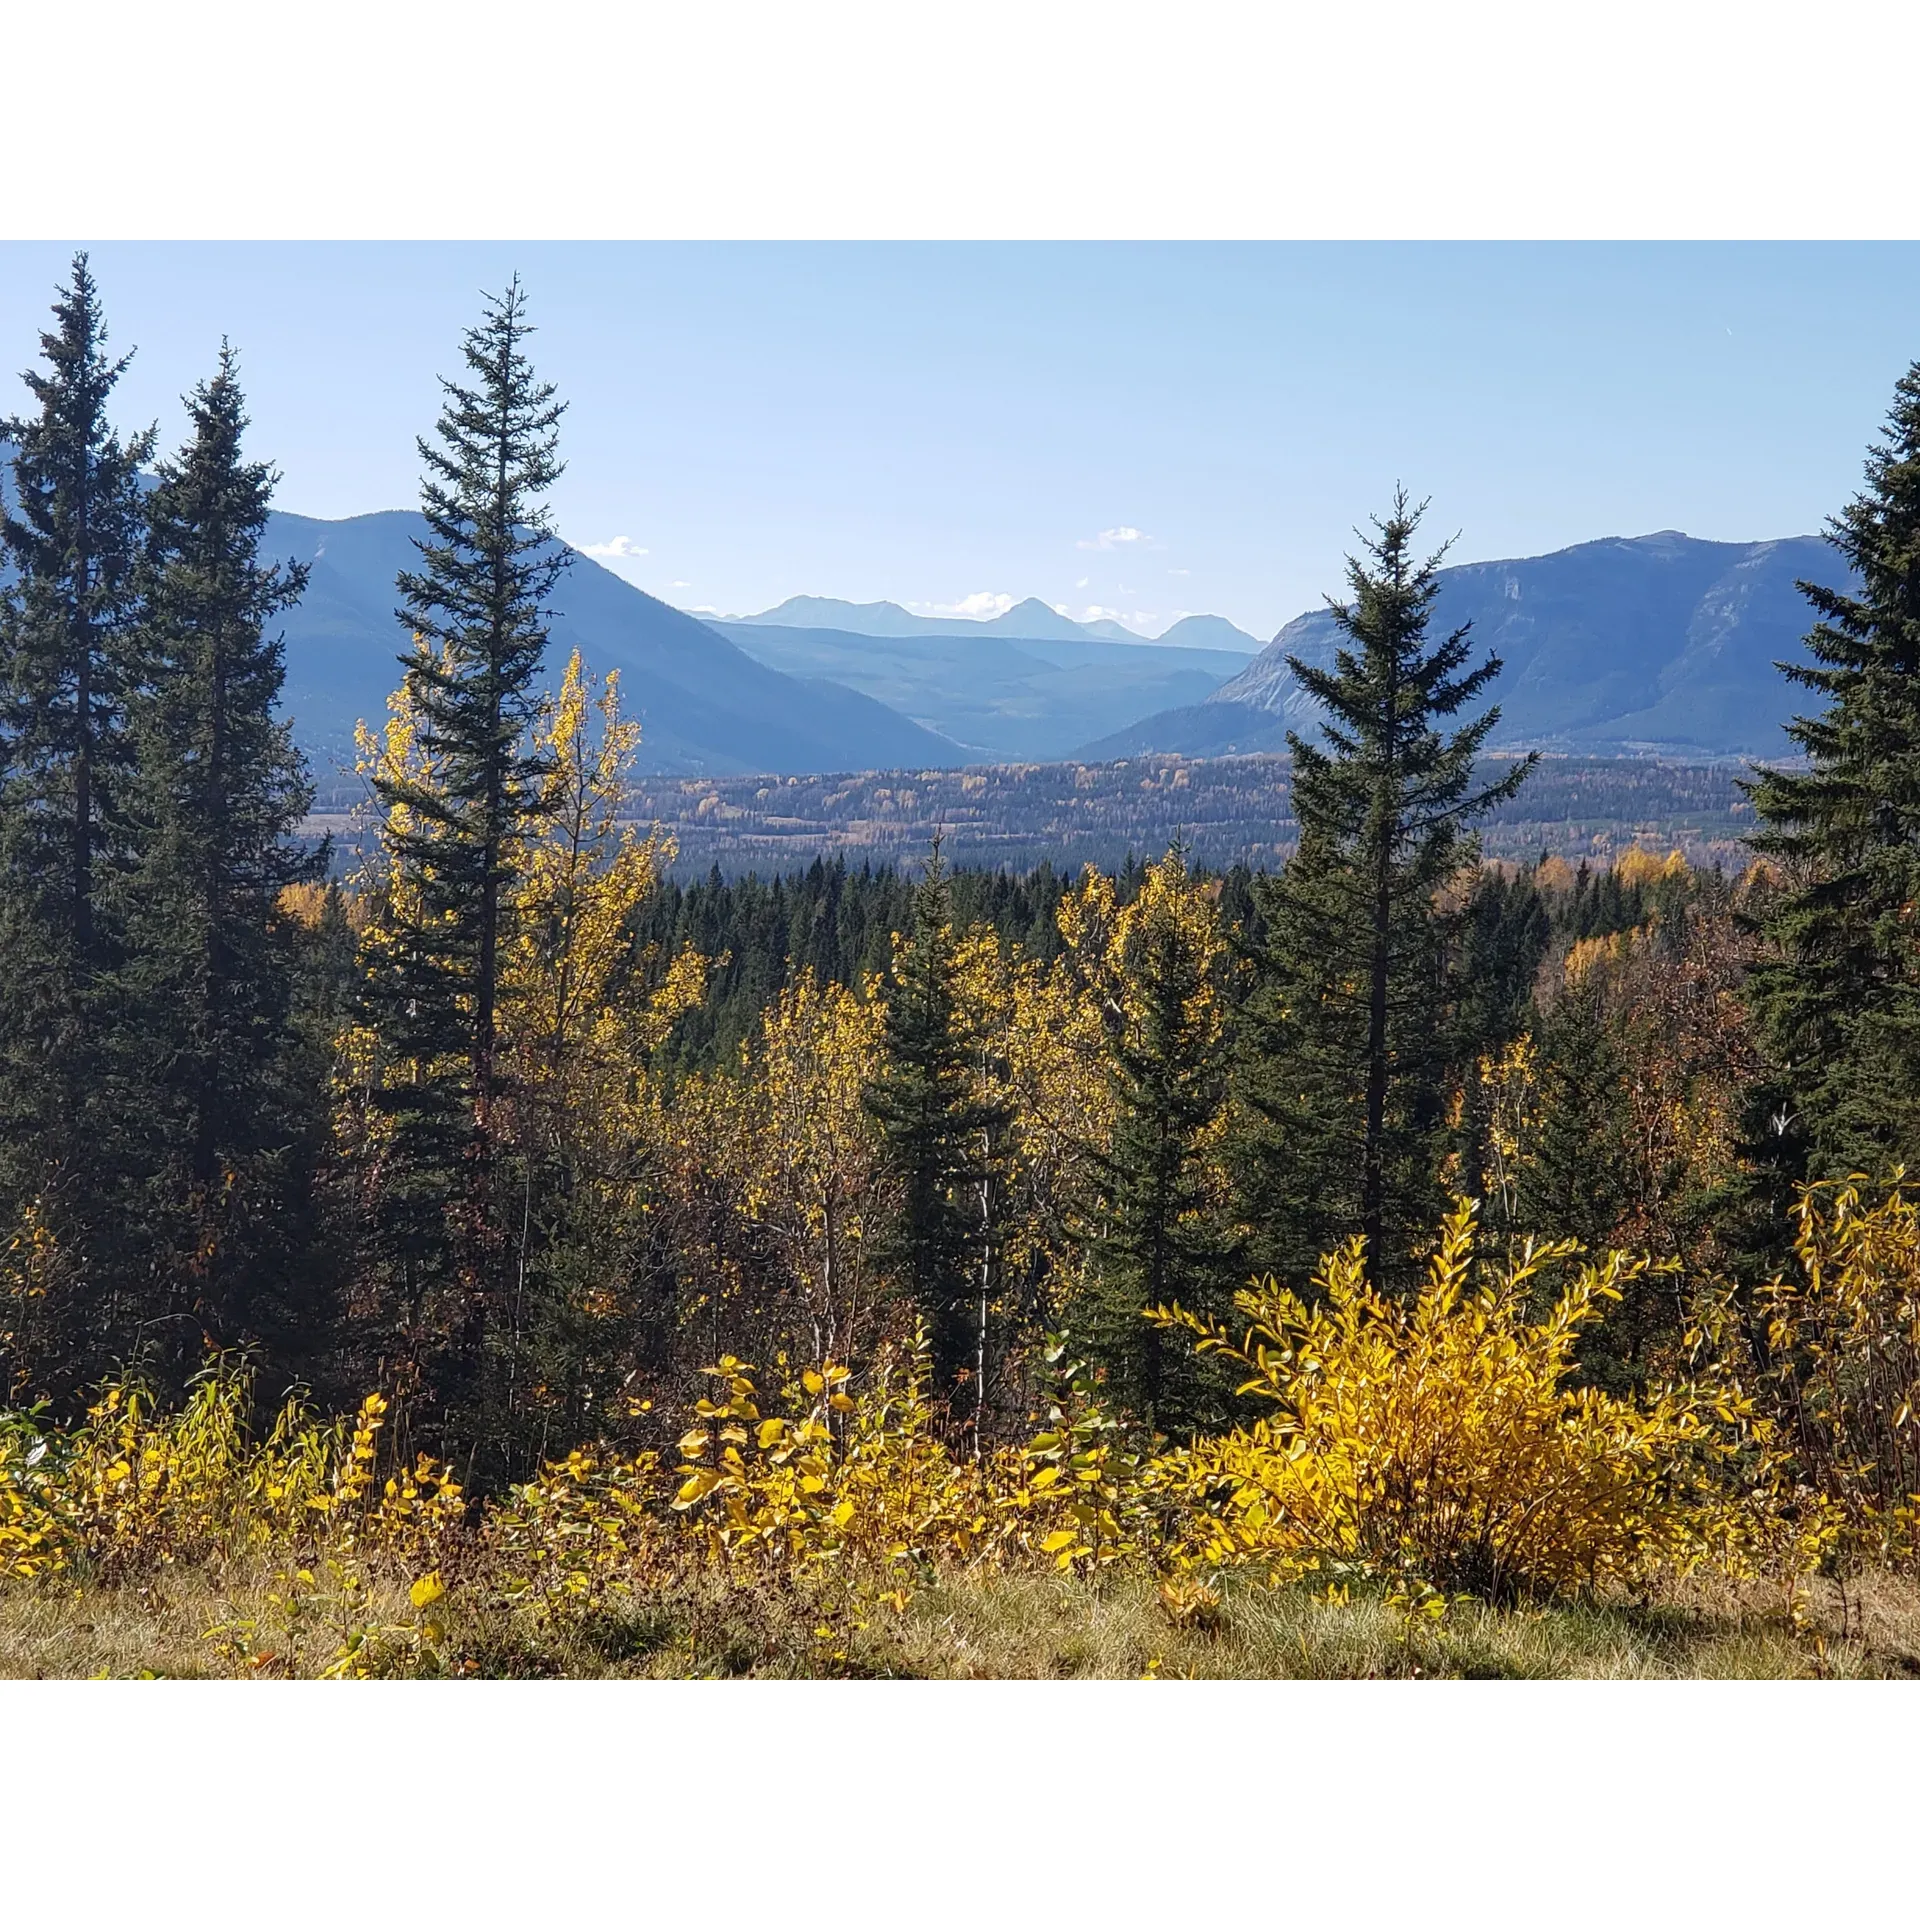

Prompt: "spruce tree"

[361,278,567,1431]
[0,254,154,1399]
[1233,489,1534,1288]
[1453,867,1552,1057]
[1078,847,1238,1436]
[1521,983,1636,1253]
[1443,867,1553,1218]
[1745,363,1920,1180]
[865,841,1006,1404]
[1516,981,1674,1393]
[116,345,325,1387]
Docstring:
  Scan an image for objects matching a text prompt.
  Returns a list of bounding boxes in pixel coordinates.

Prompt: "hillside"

[260,511,966,781]
[1081,530,1854,761]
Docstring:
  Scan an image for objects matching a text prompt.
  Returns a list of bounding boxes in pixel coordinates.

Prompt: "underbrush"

[8,1178,1920,1680]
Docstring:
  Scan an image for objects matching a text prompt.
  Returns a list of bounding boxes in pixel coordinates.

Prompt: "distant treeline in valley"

[577,752,1757,879]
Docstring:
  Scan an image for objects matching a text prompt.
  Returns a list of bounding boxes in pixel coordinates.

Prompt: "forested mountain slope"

[260,510,967,780]
[1078,531,1854,760]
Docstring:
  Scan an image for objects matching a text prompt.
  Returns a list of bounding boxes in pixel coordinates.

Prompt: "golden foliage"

[1145,1201,1748,1601]
[23,1183,1920,1666]
[1058,854,1229,1059]
[505,652,697,1124]
[485,1439,668,1618]
[1741,1174,1920,1571]
[1613,847,1689,887]
[1472,1036,1542,1227]
[0,1369,461,1584]
[335,647,701,1153]
[330,649,466,1151]
[726,972,890,1362]
[668,1336,981,1585]
[666,1327,1147,1591]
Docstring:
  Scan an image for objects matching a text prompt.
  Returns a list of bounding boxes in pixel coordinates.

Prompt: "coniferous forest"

[14,256,1920,1678]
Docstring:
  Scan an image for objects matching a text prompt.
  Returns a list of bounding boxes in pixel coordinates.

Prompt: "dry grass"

[8,1559,1920,1679]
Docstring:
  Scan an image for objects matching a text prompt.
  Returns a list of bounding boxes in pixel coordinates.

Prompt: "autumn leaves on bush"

[9,1170,1920,1673]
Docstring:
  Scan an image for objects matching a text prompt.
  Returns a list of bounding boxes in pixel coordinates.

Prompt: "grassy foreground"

[7,1564,1919,1680]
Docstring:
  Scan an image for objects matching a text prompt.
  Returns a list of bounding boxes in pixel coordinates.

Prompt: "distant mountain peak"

[1157,613,1261,652]
[754,594,904,625]
[723,592,1259,651]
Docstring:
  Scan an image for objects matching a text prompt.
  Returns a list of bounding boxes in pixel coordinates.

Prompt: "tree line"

[3,254,1916,1495]
[613,753,1755,881]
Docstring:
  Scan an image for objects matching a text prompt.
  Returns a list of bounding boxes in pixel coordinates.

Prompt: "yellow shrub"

[1749,1173,1920,1568]
[666,1329,1150,1595]
[485,1444,668,1616]
[0,1367,462,1582]
[669,1333,985,1585]
[1146,1203,1747,1602]
[992,1345,1150,1574]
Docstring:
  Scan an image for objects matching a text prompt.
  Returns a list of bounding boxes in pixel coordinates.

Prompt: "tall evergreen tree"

[865,842,1007,1404]
[1746,363,1920,1181]
[0,254,154,1400]
[1233,490,1534,1287]
[359,278,568,1430]
[1075,847,1239,1436]
[116,345,326,1387]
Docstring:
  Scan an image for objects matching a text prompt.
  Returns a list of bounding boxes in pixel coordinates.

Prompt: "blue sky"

[3,242,1917,641]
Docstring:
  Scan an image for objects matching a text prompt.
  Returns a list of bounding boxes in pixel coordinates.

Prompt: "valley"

[270,513,1840,798]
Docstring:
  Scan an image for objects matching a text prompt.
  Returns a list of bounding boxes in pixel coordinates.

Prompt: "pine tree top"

[1284,487,1535,880]
[1,251,156,640]
[1751,361,1920,868]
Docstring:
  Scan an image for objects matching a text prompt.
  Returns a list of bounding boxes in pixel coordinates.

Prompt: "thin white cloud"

[908,591,1015,619]
[1168,567,1190,577]
[1077,526,1154,552]
[1075,576,1090,588]
[669,579,692,589]
[579,535,649,561]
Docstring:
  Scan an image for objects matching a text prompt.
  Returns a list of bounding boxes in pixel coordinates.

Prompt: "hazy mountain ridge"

[718,594,1263,652]
[722,622,1246,761]
[1078,530,1853,761]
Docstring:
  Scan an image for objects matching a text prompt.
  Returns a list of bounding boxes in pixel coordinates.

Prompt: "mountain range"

[259,515,1270,780]
[1078,531,1853,762]
[717,595,1262,652]
[1,474,1858,779]
[718,623,1248,761]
